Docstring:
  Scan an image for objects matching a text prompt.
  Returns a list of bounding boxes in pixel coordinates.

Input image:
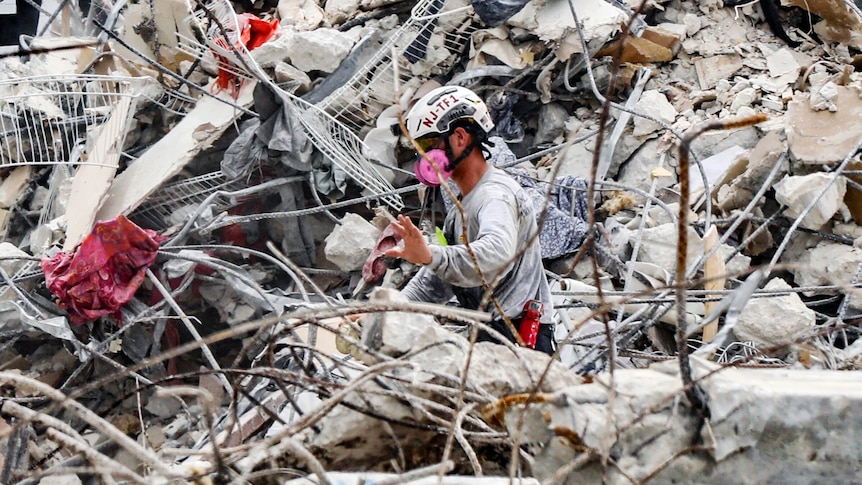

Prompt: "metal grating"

[0,75,145,168]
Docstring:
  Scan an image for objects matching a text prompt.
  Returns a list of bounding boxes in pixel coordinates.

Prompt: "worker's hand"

[385,215,432,265]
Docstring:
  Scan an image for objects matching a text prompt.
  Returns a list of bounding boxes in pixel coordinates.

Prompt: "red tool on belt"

[518,299,544,349]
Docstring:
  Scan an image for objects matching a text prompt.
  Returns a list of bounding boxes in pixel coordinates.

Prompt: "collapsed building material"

[94,81,255,221]
[491,357,862,484]
[4,0,862,482]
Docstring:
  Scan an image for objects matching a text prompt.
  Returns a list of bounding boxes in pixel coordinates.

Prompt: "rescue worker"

[385,85,556,355]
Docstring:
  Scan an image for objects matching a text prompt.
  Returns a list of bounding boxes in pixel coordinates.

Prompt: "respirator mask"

[414,149,453,187]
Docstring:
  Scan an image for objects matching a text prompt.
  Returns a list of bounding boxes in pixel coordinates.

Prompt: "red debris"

[361,224,402,285]
[42,216,166,325]
[212,14,280,98]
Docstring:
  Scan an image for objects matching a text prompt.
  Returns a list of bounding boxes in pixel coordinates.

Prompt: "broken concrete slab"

[278,0,325,31]
[716,131,787,213]
[288,28,356,74]
[786,85,862,166]
[595,35,673,64]
[0,166,31,209]
[507,0,627,61]
[694,54,743,90]
[63,94,137,251]
[493,357,862,484]
[774,172,847,230]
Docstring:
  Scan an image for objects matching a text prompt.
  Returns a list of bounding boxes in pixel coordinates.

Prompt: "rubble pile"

[1,0,862,482]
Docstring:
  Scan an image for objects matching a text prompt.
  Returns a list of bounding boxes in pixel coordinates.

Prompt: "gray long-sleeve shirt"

[401,166,553,323]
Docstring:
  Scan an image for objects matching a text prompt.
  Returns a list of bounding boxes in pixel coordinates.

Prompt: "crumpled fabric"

[312,153,350,200]
[441,137,589,260]
[487,92,524,143]
[470,0,531,27]
[212,13,279,98]
[222,84,314,179]
[404,0,444,63]
[41,216,165,325]
[362,224,403,285]
[507,169,590,259]
[272,182,317,267]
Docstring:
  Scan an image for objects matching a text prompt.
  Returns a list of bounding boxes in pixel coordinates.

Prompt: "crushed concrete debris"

[1,0,862,482]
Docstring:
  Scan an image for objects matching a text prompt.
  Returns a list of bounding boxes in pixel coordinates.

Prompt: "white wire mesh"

[316,0,477,135]
[0,75,145,168]
[131,170,245,229]
[177,0,407,210]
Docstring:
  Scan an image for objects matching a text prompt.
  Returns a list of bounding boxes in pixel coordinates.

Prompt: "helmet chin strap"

[443,132,481,173]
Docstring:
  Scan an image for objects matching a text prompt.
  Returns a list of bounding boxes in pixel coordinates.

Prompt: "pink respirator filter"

[414,149,452,187]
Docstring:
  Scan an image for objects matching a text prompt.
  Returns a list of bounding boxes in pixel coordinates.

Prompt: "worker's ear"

[451,126,472,149]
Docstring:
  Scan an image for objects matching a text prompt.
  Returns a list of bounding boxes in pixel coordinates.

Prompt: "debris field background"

[1,0,862,483]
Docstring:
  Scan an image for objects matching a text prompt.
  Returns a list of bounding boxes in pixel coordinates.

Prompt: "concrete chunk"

[789,242,862,292]
[694,54,743,90]
[774,172,846,230]
[632,90,677,136]
[289,28,355,73]
[324,213,380,272]
[734,278,815,347]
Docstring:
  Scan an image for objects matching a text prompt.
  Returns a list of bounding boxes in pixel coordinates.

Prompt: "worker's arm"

[400,266,455,303]
[427,195,517,287]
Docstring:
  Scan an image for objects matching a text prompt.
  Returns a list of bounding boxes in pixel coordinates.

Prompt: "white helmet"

[405,86,495,140]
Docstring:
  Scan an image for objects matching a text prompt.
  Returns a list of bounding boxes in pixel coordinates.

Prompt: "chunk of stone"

[682,12,702,36]
[729,87,758,112]
[717,131,788,212]
[550,137,595,180]
[642,25,684,52]
[323,0,360,25]
[632,90,677,136]
[534,103,570,145]
[616,139,675,199]
[145,394,183,419]
[278,0,325,30]
[689,126,760,161]
[596,35,673,64]
[360,288,442,359]
[762,46,802,93]
[789,242,862,291]
[274,62,312,94]
[0,242,29,278]
[250,30,295,68]
[324,213,380,272]
[774,172,847,230]
[786,85,862,166]
[0,166,31,209]
[810,80,839,112]
[289,28,355,73]
[636,223,750,276]
[694,54,743,90]
[734,278,815,347]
